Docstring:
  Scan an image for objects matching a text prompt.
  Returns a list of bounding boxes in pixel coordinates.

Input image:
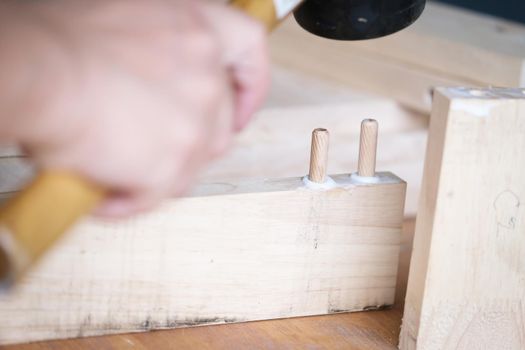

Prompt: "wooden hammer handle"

[0,172,103,287]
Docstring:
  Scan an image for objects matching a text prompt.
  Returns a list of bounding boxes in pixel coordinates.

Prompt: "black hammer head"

[293,0,426,41]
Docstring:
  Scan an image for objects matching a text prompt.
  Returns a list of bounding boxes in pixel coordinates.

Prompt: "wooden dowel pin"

[308,128,329,183]
[357,119,378,177]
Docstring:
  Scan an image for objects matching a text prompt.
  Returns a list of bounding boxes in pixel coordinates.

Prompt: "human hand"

[0,0,269,217]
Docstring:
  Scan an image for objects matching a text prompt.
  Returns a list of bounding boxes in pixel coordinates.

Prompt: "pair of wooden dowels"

[308,119,378,183]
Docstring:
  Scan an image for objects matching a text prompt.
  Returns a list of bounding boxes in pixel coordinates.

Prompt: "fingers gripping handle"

[0,172,103,288]
[0,0,299,290]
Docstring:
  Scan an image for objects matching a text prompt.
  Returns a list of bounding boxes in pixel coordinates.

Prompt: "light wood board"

[0,172,406,345]
[400,87,525,349]
[0,220,416,350]
[347,3,525,87]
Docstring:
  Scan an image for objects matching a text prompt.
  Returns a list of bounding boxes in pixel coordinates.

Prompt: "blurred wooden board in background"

[270,2,525,113]
[0,67,428,216]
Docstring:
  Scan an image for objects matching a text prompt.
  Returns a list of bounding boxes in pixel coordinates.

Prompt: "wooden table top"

[5,308,402,350]
[4,220,415,350]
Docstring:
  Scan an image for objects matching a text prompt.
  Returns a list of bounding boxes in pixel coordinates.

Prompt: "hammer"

[0,0,425,288]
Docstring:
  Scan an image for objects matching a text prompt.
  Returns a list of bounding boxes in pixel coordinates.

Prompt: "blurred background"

[437,0,525,24]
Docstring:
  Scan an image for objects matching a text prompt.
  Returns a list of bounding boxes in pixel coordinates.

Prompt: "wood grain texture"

[269,3,525,113]
[2,220,416,350]
[357,119,378,177]
[400,88,525,350]
[0,173,405,345]
[308,128,329,183]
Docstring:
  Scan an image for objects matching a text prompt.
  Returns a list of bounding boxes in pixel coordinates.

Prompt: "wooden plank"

[349,2,525,87]
[0,172,406,345]
[400,88,525,350]
[270,28,458,113]
[1,219,416,350]
[264,66,378,108]
[269,3,525,113]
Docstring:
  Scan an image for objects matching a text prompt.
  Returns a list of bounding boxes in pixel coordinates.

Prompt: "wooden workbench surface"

[3,220,414,349]
[5,308,402,349]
